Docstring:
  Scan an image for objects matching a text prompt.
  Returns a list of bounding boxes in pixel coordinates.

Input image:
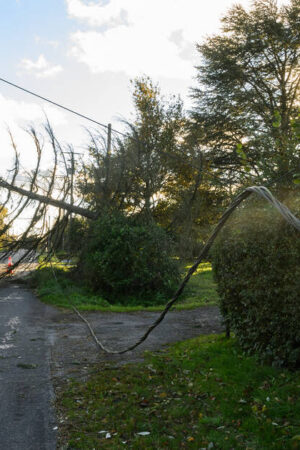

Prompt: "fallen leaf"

[17,363,37,369]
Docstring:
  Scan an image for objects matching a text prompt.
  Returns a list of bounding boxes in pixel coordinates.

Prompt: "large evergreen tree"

[125,76,185,218]
[190,0,300,187]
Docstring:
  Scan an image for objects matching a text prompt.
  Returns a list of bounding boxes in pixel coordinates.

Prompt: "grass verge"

[57,334,300,449]
[30,262,218,312]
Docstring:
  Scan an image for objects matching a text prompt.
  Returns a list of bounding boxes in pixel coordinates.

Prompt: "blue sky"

[0,0,68,72]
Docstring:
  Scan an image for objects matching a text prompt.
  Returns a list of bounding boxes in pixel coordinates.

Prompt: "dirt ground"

[48,305,224,390]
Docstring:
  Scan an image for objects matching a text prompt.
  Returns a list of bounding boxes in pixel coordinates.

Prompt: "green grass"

[180,262,219,306]
[57,334,300,449]
[30,262,219,312]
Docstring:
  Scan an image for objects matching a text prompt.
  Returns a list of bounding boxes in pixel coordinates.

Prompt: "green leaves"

[236,144,251,173]
[272,111,281,129]
[212,203,300,368]
[291,111,300,140]
[191,1,300,185]
[236,143,246,160]
[292,174,300,185]
[78,212,180,305]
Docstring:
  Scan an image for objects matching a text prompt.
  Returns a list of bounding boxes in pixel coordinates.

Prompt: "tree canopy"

[0,0,299,275]
[190,0,300,187]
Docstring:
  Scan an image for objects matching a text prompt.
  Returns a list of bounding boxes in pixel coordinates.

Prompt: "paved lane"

[0,283,57,450]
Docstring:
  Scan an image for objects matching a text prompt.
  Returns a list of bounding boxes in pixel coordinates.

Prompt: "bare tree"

[0,122,93,277]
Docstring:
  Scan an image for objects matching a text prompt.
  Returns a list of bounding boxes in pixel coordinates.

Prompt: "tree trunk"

[0,178,97,220]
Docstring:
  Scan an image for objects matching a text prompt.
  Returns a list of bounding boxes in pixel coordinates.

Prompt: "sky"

[0,0,288,174]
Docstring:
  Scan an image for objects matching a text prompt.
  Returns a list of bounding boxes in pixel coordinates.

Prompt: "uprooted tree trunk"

[0,122,91,277]
[0,117,223,280]
[0,178,97,220]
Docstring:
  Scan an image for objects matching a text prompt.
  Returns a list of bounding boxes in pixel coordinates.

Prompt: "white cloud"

[66,0,263,80]
[66,0,224,79]
[66,0,130,29]
[69,28,195,79]
[19,54,63,79]
[0,94,67,171]
[0,93,66,126]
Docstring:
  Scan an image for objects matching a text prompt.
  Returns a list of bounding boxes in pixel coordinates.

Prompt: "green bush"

[78,212,180,305]
[212,203,300,368]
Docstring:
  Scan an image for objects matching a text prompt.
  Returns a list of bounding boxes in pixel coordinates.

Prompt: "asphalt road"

[0,282,57,450]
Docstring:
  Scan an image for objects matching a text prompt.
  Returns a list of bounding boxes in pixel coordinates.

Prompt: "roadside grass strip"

[31,262,218,312]
[57,334,300,449]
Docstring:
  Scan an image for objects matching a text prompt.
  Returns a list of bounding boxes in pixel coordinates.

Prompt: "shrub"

[78,212,180,305]
[212,201,300,368]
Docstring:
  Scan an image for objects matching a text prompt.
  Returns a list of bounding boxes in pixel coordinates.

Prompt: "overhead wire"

[3,75,295,187]
[0,77,205,173]
[0,77,124,136]
[1,77,299,354]
[68,185,300,354]
[1,76,298,200]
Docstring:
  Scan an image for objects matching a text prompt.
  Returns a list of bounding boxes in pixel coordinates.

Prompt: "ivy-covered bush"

[212,203,300,368]
[78,212,180,305]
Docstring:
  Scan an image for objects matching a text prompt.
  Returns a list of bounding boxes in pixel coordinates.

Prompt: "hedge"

[212,202,300,368]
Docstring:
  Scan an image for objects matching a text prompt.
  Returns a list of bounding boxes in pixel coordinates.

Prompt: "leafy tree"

[78,133,133,213]
[123,77,227,251]
[190,0,300,187]
[123,76,185,218]
[78,76,226,256]
[78,77,186,219]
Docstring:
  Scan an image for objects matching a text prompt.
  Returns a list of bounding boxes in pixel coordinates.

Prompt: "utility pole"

[69,150,75,255]
[104,123,112,204]
[107,123,112,155]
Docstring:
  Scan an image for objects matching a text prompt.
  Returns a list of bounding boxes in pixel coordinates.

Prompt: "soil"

[48,305,224,389]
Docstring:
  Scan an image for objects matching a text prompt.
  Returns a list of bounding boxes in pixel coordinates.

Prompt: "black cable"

[0,77,127,138]
[0,76,297,189]
[0,76,202,171]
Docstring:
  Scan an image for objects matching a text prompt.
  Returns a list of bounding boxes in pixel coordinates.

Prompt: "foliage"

[124,76,185,218]
[57,334,300,449]
[79,76,186,218]
[77,75,227,257]
[190,0,300,186]
[63,217,88,255]
[212,200,300,368]
[78,212,181,305]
